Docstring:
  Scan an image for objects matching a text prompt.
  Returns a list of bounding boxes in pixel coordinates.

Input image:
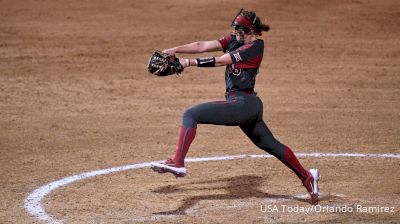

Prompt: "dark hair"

[242,10,270,34]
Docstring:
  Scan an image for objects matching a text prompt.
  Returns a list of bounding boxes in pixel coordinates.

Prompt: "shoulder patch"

[233,52,242,61]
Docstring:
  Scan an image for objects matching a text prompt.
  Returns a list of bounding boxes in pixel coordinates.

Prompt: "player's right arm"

[163,40,222,55]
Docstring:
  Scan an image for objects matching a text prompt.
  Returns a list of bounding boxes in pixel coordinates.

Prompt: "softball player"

[151,9,320,204]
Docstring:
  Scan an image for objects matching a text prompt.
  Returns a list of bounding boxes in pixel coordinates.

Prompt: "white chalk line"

[24,152,400,224]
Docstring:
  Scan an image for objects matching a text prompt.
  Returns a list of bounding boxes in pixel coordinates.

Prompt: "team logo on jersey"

[233,68,241,76]
[233,52,242,62]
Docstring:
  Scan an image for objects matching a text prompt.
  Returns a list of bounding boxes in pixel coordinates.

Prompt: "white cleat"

[303,168,320,204]
[150,159,187,177]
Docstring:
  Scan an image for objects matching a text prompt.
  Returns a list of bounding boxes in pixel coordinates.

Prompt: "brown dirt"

[1,0,399,223]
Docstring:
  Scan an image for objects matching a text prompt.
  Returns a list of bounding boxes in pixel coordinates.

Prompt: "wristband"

[196,57,216,67]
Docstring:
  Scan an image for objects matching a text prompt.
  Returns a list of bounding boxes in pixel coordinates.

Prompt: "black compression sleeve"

[196,57,216,67]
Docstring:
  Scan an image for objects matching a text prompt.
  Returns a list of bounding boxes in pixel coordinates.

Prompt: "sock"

[173,126,197,167]
[281,146,309,182]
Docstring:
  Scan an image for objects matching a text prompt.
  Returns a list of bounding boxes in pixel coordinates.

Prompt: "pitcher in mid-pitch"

[150,9,320,204]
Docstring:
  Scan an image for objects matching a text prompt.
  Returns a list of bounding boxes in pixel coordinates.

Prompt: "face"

[232,25,246,42]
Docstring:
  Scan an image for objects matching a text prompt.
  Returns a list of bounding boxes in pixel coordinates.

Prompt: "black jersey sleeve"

[218,35,233,52]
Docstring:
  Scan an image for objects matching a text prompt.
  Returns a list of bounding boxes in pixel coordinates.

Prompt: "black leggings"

[182,92,285,158]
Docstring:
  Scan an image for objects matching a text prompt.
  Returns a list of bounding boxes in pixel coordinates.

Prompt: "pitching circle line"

[24,152,400,224]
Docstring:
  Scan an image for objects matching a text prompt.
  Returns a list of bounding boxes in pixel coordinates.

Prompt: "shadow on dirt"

[152,175,309,215]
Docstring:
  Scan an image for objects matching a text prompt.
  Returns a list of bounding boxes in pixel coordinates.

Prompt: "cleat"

[303,168,320,204]
[150,159,187,178]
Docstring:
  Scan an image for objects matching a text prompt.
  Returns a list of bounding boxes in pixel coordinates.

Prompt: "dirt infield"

[1,0,399,223]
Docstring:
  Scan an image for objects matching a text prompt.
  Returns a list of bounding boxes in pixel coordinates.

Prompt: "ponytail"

[252,15,270,35]
[241,10,270,35]
[259,22,270,32]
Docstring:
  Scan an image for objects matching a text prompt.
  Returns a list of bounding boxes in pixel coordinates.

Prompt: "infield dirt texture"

[1,0,399,223]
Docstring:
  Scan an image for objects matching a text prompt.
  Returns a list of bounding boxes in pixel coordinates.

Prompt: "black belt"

[226,88,256,97]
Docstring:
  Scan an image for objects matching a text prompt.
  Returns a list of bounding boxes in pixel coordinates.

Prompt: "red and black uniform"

[220,35,263,92]
[173,35,309,183]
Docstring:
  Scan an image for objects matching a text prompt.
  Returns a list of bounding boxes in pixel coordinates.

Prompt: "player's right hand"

[162,48,176,55]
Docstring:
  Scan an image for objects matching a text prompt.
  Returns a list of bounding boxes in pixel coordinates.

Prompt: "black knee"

[182,108,197,128]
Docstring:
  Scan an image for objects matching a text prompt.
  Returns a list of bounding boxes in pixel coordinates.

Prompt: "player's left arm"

[180,42,260,68]
[215,53,233,67]
[181,53,232,67]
